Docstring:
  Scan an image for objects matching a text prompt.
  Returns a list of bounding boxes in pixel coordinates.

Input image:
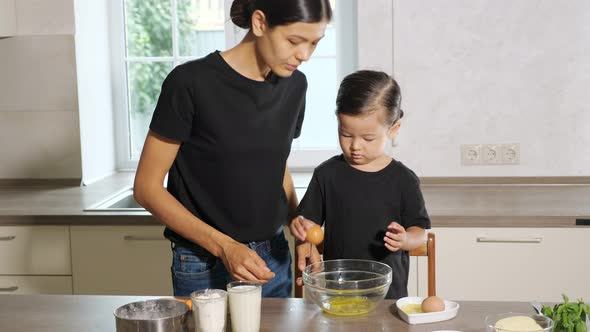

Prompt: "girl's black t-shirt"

[296,155,431,299]
[150,51,307,243]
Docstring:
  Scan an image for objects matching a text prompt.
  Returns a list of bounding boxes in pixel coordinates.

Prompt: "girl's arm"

[134,130,275,282]
[384,223,426,252]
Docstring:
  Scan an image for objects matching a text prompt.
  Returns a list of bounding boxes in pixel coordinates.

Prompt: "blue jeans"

[171,229,292,298]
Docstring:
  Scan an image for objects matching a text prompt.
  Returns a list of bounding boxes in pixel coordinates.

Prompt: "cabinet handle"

[123,235,166,241]
[0,236,16,241]
[477,236,542,243]
[0,286,18,292]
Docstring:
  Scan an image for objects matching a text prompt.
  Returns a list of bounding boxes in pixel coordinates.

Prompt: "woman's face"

[337,109,401,167]
[255,19,328,77]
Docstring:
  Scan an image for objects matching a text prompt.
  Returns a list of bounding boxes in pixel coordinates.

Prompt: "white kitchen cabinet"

[0,225,72,294]
[407,257,418,296]
[0,226,71,275]
[427,227,590,302]
[0,0,17,36]
[70,225,172,296]
[0,276,72,294]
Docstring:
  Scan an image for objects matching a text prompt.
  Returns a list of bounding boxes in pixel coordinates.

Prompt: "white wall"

[0,0,82,179]
[358,0,590,177]
[1,1,588,179]
[74,0,117,184]
[15,0,75,35]
[357,0,393,74]
[0,0,17,35]
[0,0,117,181]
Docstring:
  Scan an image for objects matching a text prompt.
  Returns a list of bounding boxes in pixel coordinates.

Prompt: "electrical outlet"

[501,143,520,164]
[461,144,482,165]
[481,144,502,165]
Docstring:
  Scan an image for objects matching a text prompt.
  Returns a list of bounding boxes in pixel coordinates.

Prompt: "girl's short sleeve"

[149,66,195,142]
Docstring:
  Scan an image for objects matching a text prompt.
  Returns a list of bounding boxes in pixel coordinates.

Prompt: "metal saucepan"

[114,299,189,332]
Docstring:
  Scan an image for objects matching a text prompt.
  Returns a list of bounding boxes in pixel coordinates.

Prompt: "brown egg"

[421,296,445,313]
[306,225,324,245]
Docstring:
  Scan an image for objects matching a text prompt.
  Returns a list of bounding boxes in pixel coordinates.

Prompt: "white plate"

[396,296,460,325]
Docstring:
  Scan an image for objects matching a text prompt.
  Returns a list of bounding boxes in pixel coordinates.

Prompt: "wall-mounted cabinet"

[0,0,17,36]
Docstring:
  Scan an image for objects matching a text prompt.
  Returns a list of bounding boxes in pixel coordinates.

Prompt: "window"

[112,0,357,170]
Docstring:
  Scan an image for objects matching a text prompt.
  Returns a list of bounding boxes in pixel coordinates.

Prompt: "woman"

[133,0,332,297]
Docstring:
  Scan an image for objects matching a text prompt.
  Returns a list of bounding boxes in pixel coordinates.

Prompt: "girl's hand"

[295,241,321,286]
[289,215,317,242]
[219,241,275,283]
[384,222,407,252]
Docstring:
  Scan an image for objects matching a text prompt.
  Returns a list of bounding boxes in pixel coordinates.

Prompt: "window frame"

[110,0,357,171]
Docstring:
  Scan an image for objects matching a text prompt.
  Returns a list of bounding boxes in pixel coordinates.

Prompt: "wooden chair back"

[409,232,436,297]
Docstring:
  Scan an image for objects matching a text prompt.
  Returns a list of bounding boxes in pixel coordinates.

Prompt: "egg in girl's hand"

[306,225,324,245]
[421,296,445,313]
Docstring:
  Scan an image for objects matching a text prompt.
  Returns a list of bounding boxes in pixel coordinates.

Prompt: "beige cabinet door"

[0,276,72,294]
[0,226,71,275]
[431,227,590,302]
[71,225,172,296]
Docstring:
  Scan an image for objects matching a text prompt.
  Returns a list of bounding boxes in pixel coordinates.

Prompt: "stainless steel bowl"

[114,299,189,332]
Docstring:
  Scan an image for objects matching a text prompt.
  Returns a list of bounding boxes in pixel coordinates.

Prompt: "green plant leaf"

[575,320,587,332]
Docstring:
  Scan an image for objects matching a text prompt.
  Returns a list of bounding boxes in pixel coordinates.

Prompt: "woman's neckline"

[215,50,276,85]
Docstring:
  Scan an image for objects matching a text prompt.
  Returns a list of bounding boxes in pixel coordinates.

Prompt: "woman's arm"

[283,164,298,218]
[134,130,275,282]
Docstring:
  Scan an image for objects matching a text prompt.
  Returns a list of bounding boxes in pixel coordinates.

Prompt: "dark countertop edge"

[0,214,160,225]
[1,214,589,227]
[419,176,590,185]
[3,175,590,186]
[431,215,590,228]
[0,178,82,187]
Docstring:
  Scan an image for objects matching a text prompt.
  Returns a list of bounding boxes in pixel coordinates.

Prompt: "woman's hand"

[295,241,321,286]
[219,241,275,283]
[289,215,317,242]
[384,222,407,252]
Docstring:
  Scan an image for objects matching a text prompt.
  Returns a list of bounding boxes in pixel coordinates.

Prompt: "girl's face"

[337,109,401,168]
[253,14,328,77]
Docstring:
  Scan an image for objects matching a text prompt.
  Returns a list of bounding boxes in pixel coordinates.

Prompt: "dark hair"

[335,70,404,126]
[230,0,333,29]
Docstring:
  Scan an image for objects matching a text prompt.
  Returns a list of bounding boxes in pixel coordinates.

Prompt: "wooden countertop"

[0,172,589,227]
[0,294,545,332]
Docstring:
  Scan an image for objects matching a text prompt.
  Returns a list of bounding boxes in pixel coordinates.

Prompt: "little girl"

[290,70,431,299]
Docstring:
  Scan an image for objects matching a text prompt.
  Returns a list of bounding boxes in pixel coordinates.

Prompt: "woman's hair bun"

[230,0,254,29]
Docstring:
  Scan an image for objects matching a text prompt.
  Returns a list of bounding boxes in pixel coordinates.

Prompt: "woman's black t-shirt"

[296,155,431,299]
[149,51,307,243]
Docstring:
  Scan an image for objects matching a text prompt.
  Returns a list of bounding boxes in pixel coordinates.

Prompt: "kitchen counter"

[0,294,544,332]
[0,172,153,225]
[1,172,589,227]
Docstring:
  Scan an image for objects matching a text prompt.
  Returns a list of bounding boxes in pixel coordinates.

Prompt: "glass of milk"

[190,289,227,332]
[227,281,262,332]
